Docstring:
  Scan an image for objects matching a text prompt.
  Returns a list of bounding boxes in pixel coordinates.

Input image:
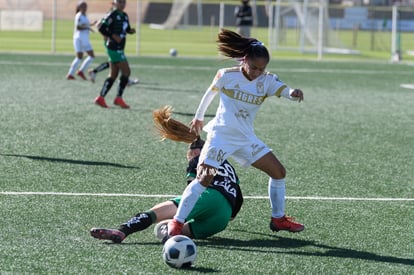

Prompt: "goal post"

[268,0,359,59]
[390,4,401,62]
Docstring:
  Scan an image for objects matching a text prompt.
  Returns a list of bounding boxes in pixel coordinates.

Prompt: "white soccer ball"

[162,235,197,268]
[169,48,177,57]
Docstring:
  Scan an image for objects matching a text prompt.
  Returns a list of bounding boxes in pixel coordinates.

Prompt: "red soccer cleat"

[167,219,184,237]
[66,74,75,80]
[94,96,109,108]
[76,70,87,80]
[270,215,304,233]
[90,228,126,243]
[113,96,130,109]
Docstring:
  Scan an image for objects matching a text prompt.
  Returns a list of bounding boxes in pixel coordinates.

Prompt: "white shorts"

[73,37,93,53]
[199,132,271,168]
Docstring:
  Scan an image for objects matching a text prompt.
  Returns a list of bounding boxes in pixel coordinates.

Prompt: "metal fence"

[0,0,413,59]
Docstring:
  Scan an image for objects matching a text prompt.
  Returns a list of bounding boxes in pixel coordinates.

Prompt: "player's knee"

[270,165,286,179]
[279,166,286,179]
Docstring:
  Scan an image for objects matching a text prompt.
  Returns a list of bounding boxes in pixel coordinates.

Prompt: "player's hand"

[291,89,304,102]
[190,119,203,136]
[128,28,136,34]
[111,34,122,43]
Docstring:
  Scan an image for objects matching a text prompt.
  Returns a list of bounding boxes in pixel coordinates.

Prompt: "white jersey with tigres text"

[196,66,295,138]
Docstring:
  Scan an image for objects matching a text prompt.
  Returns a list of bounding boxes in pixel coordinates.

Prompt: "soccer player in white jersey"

[168,29,305,237]
[66,1,95,80]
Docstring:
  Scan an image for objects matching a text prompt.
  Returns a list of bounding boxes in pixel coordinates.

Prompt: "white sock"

[68,58,81,76]
[268,178,286,218]
[79,56,94,72]
[173,179,206,223]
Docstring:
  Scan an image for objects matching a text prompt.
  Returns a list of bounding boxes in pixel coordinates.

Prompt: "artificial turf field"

[0,53,413,274]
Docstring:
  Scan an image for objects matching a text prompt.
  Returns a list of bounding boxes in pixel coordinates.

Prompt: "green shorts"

[106,48,127,63]
[171,188,232,239]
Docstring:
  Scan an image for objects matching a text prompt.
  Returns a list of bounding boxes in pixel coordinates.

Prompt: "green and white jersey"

[99,9,131,51]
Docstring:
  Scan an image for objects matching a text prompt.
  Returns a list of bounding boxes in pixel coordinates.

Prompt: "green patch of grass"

[0,54,413,273]
[1,20,414,62]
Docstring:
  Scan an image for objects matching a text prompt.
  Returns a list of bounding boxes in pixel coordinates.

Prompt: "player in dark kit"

[235,0,253,37]
[94,0,135,109]
[90,106,243,243]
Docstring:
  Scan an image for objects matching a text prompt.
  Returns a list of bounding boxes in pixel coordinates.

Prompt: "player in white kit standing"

[66,1,95,80]
[168,29,305,237]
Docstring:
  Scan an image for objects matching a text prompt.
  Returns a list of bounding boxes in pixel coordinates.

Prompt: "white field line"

[0,60,412,76]
[400,83,414,89]
[1,191,413,201]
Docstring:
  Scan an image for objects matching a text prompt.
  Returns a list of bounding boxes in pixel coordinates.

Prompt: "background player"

[66,1,96,80]
[94,0,135,109]
[234,0,253,38]
[87,1,139,86]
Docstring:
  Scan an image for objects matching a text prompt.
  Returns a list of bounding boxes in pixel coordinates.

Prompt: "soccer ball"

[162,235,197,268]
[169,48,177,57]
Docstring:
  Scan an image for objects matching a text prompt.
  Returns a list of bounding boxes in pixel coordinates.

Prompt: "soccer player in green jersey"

[90,107,243,243]
[94,0,135,109]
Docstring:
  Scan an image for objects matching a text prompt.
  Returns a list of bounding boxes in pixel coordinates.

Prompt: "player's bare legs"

[251,152,285,179]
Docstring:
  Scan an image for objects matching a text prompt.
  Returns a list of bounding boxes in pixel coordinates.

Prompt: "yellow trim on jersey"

[212,86,220,92]
[275,85,287,97]
[222,88,267,105]
[222,67,240,73]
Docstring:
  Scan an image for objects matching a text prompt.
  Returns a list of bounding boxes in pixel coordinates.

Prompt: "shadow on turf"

[96,237,413,271]
[1,153,139,169]
[195,231,414,267]
[102,242,219,273]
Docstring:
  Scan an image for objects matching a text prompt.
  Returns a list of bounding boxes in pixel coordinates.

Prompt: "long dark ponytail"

[217,29,269,62]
